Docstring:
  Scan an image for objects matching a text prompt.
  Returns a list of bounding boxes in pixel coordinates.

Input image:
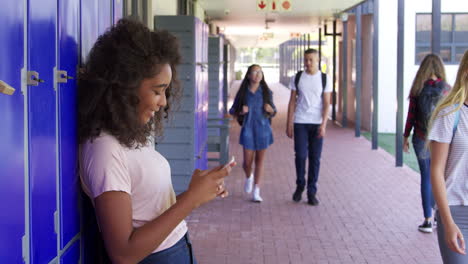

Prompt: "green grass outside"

[362,132,420,173]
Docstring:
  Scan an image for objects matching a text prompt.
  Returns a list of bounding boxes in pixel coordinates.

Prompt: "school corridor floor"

[186,81,441,264]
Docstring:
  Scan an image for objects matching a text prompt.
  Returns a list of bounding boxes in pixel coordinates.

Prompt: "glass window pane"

[417,31,431,43]
[415,46,431,63]
[417,14,432,31]
[416,14,432,43]
[441,14,453,43]
[455,14,468,43]
[441,46,452,63]
[455,14,468,31]
[456,47,468,62]
[441,14,452,31]
[441,31,452,43]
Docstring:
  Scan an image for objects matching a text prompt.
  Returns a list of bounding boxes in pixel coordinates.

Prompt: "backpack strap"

[294,70,303,93]
[321,72,326,92]
[453,104,461,135]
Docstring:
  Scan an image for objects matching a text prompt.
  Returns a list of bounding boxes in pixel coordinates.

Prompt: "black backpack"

[417,81,446,131]
[294,70,327,95]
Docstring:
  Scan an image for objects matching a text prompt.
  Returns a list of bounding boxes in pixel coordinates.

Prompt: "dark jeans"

[412,135,434,218]
[294,123,324,196]
[139,233,197,264]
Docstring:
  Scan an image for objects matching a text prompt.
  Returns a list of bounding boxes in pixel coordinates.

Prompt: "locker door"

[79,1,102,262]
[81,0,99,61]
[98,0,112,34]
[0,1,26,263]
[27,0,58,263]
[195,18,202,170]
[57,0,80,254]
[59,239,80,264]
[202,23,209,168]
[113,0,123,23]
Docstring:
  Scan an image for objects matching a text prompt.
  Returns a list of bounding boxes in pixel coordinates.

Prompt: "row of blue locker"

[0,0,122,263]
[154,15,231,193]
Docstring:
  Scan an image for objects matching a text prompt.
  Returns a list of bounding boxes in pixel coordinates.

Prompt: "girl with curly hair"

[229,64,276,202]
[78,19,234,264]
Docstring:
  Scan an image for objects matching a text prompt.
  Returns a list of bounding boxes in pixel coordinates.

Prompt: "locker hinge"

[22,235,28,263]
[21,68,27,94]
[54,210,59,234]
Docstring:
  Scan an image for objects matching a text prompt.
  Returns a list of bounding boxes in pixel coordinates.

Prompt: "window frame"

[415,12,468,65]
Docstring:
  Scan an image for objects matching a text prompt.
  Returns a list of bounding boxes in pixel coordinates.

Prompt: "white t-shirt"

[428,104,468,206]
[79,132,187,253]
[288,71,332,124]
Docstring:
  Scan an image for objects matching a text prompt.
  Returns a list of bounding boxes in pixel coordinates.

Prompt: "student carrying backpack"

[294,70,327,95]
[286,48,332,206]
[403,53,449,234]
[417,80,448,132]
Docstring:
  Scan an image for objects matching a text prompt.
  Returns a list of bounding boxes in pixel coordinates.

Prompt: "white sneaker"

[244,174,253,194]
[252,186,263,202]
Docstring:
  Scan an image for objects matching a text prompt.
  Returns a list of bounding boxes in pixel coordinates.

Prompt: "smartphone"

[223,156,235,169]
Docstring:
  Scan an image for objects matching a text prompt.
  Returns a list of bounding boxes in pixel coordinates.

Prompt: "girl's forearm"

[432,172,454,226]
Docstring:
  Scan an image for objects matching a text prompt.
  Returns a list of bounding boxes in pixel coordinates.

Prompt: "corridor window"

[416,13,468,64]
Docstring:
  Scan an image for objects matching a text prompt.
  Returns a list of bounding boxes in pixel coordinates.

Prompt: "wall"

[153,0,177,15]
[377,0,398,133]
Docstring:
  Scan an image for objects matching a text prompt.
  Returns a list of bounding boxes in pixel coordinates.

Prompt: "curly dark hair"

[78,18,182,148]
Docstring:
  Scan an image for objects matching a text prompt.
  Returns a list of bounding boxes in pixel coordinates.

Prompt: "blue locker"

[155,16,209,193]
[27,0,58,262]
[60,240,80,264]
[98,0,112,34]
[57,0,80,251]
[81,0,99,62]
[0,0,26,263]
[198,19,209,169]
[208,36,225,136]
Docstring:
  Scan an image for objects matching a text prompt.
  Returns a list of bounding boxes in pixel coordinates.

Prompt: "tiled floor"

[187,82,441,264]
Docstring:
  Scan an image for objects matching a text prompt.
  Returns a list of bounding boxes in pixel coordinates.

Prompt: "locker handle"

[0,80,15,95]
[32,76,44,83]
[56,70,74,84]
[27,71,43,86]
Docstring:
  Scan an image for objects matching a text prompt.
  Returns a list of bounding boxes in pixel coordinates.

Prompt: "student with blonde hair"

[403,53,449,233]
[428,49,468,263]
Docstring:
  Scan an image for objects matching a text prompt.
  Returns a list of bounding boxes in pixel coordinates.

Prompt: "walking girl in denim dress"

[229,64,276,202]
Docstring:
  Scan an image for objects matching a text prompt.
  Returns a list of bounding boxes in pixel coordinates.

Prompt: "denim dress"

[239,86,274,150]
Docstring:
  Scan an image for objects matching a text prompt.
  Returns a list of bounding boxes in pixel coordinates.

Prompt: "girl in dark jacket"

[403,53,449,233]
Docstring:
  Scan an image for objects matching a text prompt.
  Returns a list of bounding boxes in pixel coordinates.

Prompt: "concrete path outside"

[186,81,441,264]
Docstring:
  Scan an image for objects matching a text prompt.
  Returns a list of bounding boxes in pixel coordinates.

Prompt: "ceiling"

[198,0,364,48]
